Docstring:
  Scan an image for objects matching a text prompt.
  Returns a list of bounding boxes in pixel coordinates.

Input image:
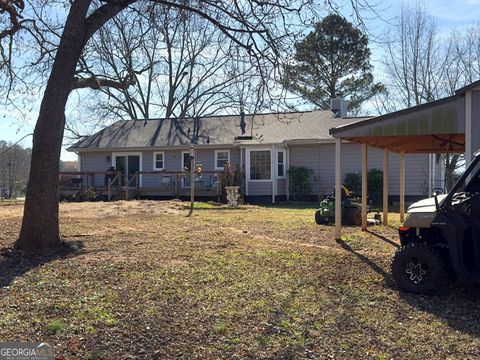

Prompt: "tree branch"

[72,74,136,90]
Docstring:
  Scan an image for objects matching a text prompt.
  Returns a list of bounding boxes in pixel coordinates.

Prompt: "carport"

[330,80,480,239]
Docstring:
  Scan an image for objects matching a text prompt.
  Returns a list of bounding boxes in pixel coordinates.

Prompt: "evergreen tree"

[284,14,384,113]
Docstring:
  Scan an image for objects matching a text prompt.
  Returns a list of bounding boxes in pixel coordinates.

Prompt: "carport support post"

[383,149,389,226]
[400,151,405,223]
[466,90,472,168]
[335,138,342,239]
[361,143,368,230]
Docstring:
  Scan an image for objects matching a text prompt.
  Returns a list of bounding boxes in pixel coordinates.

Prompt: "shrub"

[288,166,313,201]
[368,168,383,206]
[344,169,383,206]
[344,172,361,195]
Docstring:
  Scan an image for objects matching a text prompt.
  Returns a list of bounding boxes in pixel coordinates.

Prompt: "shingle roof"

[69,110,369,150]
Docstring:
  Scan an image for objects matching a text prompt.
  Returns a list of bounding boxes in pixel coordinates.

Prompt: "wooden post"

[217,172,222,202]
[188,146,195,216]
[174,172,178,198]
[466,90,473,168]
[136,171,140,200]
[383,149,389,226]
[335,139,342,240]
[400,151,406,223]
[107,178,112,201]
[125,179,129,200]
[361,143,368,230]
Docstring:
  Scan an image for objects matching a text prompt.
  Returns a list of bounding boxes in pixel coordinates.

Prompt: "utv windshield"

[458,159,480,193]
[442,152,480,209]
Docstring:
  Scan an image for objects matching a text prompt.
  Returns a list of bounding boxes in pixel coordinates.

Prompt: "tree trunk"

[444,154,459,192]
[15,1,91,254]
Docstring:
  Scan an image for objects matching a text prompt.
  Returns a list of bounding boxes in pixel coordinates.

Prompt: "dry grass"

[1,200,480,359]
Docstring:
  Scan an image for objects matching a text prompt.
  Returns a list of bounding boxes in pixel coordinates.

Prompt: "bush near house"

[344,169,383,206]
[288,166,313,200]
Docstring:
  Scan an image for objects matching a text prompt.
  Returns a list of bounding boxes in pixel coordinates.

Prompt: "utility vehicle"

[392,150,480,293]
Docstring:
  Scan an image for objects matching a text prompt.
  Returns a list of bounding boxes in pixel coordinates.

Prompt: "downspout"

[428,154,432,196]
[285,143,290,200]
[240,147,244,196]
[271,144,276,204]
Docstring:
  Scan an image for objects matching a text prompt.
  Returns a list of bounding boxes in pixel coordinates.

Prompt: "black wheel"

[315,210,326,225]
[344,207,362,226]
[391,242,447,294]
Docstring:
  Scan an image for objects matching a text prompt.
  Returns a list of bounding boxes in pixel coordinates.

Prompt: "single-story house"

[68,101,432,203]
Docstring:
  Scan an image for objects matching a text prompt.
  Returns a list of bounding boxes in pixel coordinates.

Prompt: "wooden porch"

[59,170,223,201]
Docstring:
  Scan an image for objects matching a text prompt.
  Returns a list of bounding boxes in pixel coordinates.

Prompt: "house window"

[215,150,230,170]
[153,152,164,170]
[277,150,285,178]
[250,150,271,180]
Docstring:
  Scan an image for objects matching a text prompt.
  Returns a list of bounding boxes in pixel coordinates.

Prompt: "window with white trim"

[153,152,164,170]
[250,150,271,180]
[215,150,230,169]
[277,150,285,178]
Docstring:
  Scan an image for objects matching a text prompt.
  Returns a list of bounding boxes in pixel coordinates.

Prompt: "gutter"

[70,138,339,153]
[69,143,241,153]
[283,138,336,146]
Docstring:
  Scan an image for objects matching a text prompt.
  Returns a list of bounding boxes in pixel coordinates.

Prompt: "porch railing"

[59,170,223,201]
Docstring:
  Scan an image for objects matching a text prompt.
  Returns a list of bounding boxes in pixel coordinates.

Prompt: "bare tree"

[81,7,257,120]
[384,2,447,107]
[2,0,327,253]
[381,3,466,192]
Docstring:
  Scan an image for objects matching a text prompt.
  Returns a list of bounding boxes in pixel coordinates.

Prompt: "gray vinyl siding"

[79,151,112,186]
[78,143,429,197]
[277,179,287,196]
[289,143,429,196]
[248,181,272,196]
[142,150,181,187]
[79,148,239,188]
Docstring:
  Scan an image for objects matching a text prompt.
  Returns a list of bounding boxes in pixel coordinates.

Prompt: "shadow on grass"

[335,238,392,281]
[263,201,318,210]
[337,238,480,337]
[364,229,400,249]
[399,285,480,337]
[0,240,84,289]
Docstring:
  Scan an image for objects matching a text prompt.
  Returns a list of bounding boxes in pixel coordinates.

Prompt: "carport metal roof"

[329,80,480,240]
[329,95,465,154]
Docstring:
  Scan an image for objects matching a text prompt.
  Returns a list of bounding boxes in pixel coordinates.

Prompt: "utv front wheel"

[391,243,447,294]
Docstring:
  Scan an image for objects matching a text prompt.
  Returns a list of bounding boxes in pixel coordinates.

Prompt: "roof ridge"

[114,109,330,123]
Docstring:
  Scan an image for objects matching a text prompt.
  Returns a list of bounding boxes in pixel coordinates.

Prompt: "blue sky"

[2,0,480,160]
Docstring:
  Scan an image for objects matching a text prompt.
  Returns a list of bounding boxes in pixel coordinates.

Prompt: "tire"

[345,207,362,226]
[315,210,326,225]
[391,242,447,294]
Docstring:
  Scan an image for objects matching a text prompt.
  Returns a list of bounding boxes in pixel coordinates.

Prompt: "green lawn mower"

[315,185,364,226]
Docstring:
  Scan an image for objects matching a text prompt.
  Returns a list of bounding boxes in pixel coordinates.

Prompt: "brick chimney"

[330,92,347,118]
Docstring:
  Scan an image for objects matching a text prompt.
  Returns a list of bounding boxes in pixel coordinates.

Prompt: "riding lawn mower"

[314,185,374,226]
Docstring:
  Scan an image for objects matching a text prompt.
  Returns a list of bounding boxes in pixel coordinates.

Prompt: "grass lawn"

[1,200,480,359]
